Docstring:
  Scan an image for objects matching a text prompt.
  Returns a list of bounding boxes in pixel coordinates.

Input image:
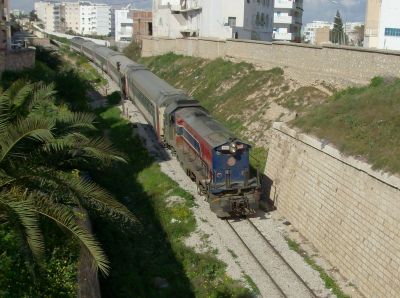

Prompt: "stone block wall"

[142,37,400,85]
[265,123,400,298]
[0,48,36,74]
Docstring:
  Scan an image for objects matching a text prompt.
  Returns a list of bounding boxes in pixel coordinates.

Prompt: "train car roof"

[177,107,238,148]
[93,46,119,58]
[70,37,85,45]
[82,41,99,51]
[127,68,185,106]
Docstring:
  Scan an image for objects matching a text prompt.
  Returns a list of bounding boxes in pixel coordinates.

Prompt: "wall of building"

[133,10,153,42]
[378,0,400,50]
[153,0,273,41]
[265,122,400,298]
[142,37,400,85]
[115,9,133,42]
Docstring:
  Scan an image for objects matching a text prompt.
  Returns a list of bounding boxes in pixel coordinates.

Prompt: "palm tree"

[0,81,136,275]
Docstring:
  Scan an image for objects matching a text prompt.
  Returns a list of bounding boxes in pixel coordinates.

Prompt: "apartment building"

[114,8,133,42]
[35,1,63,32]
[364,0,400,50]
[132,10,152,42]
[64,2,80,33]
[153,0,274,41]
[303,21,333,44]
[1,0,11,50]
[273,0,303,42]
[35,1,111,36]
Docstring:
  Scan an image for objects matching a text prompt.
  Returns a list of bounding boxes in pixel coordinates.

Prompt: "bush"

[107,91,122,106]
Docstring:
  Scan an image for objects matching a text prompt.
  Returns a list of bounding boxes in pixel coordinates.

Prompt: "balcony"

[274,15,293,24]
[273,32,293,41]
[170,1,201,14]
[274,0,303,11]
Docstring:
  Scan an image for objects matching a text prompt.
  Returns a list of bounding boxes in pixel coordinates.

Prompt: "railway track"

[226,218,317,298]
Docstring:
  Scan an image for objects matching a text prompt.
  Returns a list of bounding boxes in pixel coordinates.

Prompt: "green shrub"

[107,91,121,106]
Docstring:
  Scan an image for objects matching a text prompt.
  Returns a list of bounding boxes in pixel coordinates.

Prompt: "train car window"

[133,87,155,118]
[176,126,183,135]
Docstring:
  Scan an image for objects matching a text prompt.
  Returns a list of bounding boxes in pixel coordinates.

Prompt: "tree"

[331,10,345,45]
[0,81,136,275]
[29,10,38,22]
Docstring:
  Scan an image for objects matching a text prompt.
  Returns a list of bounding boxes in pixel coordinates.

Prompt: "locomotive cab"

[209,140,260,217]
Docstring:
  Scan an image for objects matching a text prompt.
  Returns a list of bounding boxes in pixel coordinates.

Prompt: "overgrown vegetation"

[293,77,400,174]
[123,40,142,62]
[0,47,134,296]
[91,106,252,297]
[286,237,350,298]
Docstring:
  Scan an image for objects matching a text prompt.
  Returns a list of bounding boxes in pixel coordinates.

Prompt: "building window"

[261,13,265,26]
[256,12,260,26]
[228,17,236,27]
[385,28,400,37]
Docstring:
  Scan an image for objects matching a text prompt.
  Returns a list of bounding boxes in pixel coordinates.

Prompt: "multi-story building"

[94,3,111,36]
[273,0,303,42]
[132,10,152,42]
[35,1,111,36]
[64,2,80,33]
[153,0,274,41]
[35,1,63,32]
[114,8,133,42]
[364,0,400,50]
[1,0,11,50]
[303,21,333,44]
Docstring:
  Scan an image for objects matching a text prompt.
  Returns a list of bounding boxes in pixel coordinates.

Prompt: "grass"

[293,77,400,174]
[243,274,261,296]
[286,237,350,298]
[91,106,253,298]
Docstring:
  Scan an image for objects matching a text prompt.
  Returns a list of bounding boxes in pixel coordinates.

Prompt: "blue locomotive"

[70,37,260,218]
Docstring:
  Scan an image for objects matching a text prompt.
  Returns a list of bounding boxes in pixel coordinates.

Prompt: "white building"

[64,2,80,33]
[79,2,111,36]
[153,0,274,41]
[114,8,133,42]
[35,1,111,36]
[303,21,333,44]
[364,0,400,51]
[35,1,63,32]
[273,0,303,42]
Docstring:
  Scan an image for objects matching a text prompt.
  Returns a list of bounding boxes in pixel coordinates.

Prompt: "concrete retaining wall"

[265,122,400,298]
[142,37,400,85]
[0,48,36,74]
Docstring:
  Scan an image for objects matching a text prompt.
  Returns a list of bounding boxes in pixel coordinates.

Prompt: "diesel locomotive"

[70,37,260,218]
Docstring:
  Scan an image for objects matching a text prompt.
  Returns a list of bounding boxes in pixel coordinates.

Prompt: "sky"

[11,0,366,24]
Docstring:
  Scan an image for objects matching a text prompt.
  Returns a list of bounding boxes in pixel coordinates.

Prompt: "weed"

[285,237,350,298]
[228,249,238,259]
[244,274,261,296]
[293,77,400,174]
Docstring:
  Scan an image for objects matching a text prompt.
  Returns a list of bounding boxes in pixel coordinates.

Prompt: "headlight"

[229,142,237,153]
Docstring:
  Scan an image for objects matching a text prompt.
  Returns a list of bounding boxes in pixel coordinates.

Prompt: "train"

[69,37,260,218]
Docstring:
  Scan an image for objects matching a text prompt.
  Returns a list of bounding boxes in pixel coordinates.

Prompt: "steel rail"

[246,218,317,298]
[225,220,287,298]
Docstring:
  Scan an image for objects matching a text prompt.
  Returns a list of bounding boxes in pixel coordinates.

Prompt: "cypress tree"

[331,10,345,45]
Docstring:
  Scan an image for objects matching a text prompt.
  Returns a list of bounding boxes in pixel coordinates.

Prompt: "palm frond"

[75,137,127,164]
[29,82,57,112]
[0,117,55,163]
[33,197,110,275]
[0,192,45,262]
[48,172,136,224]
[10,81,34,109]
[56,112,97,131]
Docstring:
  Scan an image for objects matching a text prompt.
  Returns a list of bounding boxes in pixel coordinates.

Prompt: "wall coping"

[227,38,273,45]
[272,122,400,191]
[322,43,400,56]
